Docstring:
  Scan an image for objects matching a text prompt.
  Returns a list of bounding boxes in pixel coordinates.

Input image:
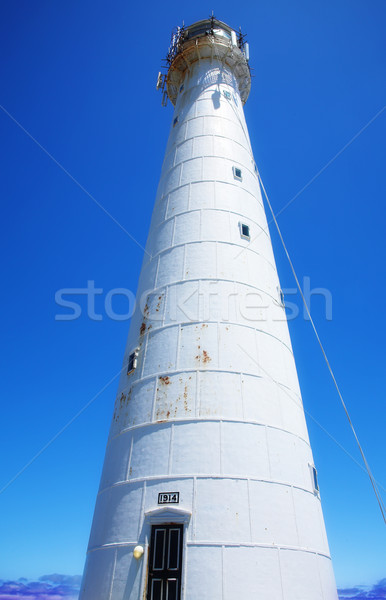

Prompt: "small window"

[254,162,258,174]
[179,84,184,93]
[173,116,179,127]
[240,223,250,240]
[311,465,319,493]
[127,349,139,374]
[223,90,231,100]
[279,289,285,306]
[233,166,242,181]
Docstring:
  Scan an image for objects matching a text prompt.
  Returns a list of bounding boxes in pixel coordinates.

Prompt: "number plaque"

[158,492,180,504]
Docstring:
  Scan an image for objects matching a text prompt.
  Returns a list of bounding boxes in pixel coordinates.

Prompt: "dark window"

[147,524,183,600]
[173,116,179,127]
[241,223,250,239]
[127,350,138,374]
[312,466,319,492]
[179,84,184,93]
[233,166,242,180]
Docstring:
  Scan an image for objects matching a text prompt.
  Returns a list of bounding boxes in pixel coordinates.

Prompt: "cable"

[257,170,386,525]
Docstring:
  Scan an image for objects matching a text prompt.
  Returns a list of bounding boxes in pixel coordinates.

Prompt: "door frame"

[142,507,191,600]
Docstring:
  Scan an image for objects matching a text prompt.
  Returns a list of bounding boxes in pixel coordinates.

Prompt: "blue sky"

[0,0,385,594]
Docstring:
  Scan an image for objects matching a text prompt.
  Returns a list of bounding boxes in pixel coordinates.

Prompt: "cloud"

[0,574,81,599]
[338,579,386,600]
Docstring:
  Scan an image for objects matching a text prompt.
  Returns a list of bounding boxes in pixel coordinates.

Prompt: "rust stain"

[201,323,208,328]
[140,322,146,335]
[129,467,132,476]
[159,375,171,385]
[156,295,162,312]
[196,349,211,363]
[203,350,211,363]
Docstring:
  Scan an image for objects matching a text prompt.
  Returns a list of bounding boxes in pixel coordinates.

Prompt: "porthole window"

[233,166,242,181]
[240,223,250,240]
[127,349,139,374]
[223,90,231,100]
[173,116,179,127]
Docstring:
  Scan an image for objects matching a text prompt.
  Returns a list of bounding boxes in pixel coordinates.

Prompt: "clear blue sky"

[0,0,385,592]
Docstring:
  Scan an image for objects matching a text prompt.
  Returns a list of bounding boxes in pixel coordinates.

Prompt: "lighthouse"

[79,17,338,600]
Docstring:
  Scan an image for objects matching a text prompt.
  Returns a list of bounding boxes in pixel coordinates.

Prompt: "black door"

[147,524,183,600]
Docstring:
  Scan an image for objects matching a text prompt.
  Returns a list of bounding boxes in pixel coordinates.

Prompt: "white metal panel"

[198,371,243,419]
[221,422,270,479]
[163,281,200,325]
[201,210,231,243]
[184,241,217,280]
[175,137,194,165]
[102,483,144,545]
[184,546,222,599]
[318,554,339,600]
[223,546,283,599]
[100,431,132,490]
[80,549,116,599]
[156,246,184,288]
[166,185,190,218]
[189,181,216,210]
[172,422,221,475]
[280,548,326,600]
[292,487,328,553]
[249,480,299,546]
[154,372,197,422]
[180,157,203,186]
[173,211,201,246]
[194,478,250,542]
[110,547,143,600]
[129,427,171,479]
[178,322,219,370]
[110,379,155,434]
[242,375,283,428]
[267,427,310,489]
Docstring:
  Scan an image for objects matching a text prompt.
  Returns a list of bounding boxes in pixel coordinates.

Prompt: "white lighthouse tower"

[79,17,338,600]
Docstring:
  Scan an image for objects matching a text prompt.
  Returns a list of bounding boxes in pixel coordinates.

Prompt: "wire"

[257,171,386,525]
